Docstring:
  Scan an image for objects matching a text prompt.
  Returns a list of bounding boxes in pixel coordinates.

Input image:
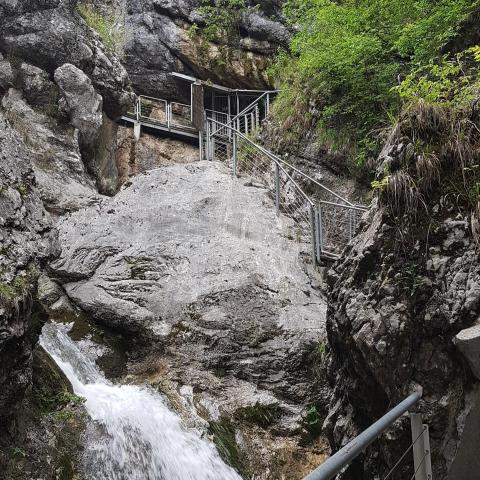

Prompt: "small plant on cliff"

[77,2,126,56]
[195,0,248,44]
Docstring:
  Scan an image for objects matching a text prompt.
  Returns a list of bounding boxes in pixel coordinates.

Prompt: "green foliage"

[0,271,36,305]
[195,0,248,43]
[395,48,480,107]
[234,402,280,428]
[371,176,391,191]
[272,0,480,164]
[303,405,322,437]
[77,2,125,56]
[10,447,26,460]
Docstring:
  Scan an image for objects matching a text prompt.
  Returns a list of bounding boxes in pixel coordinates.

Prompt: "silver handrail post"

[275,162,280,214]
[309,205,317,265]
[315,205,322,264]
[206,121,211,161]
[410,414,433,480]
[304,391,423,480]
[232,132,238,177]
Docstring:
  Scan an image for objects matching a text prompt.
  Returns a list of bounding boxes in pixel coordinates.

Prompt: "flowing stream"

[40,322,241,480]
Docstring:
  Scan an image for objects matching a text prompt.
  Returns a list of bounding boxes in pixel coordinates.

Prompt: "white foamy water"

[40,322,241,480]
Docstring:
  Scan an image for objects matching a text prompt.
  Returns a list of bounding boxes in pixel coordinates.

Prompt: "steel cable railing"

[205,116,368,264]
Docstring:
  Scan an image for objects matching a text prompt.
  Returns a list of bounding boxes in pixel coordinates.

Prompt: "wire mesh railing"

[126,95,196,132]
[303,391,433,480]
[204,117,368,264]
[139,95,168,124]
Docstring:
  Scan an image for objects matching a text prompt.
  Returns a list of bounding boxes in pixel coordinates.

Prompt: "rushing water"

[40,322,241,480]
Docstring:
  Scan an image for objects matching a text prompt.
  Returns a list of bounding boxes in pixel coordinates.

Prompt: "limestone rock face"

[325,197,480,476]
[0,0,132,118]
[50,160,326,415]
[2,88,100,214]
[54,63,103,147]
[115,126,200,185]
[0,111,58,433]
[123,0,289,99]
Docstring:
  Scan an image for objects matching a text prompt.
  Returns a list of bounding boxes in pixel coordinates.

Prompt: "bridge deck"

[121,113,200,140]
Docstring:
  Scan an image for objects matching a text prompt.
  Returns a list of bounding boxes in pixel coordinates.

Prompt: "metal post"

[134,121,141,141]
[275,162,280,214]
[411,414,433,480]
[206,121,211,161]
[232,133,238,177]
[199,131,204,161]
[255,104,260,129]
[136,96,140,122]
[167,103,171,129]
[314,206,322,264]
[309,205,317,266]
[266,93,270,116]
[250,112,255,131]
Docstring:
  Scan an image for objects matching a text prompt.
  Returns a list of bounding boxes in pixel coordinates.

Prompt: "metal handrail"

[304,391,422,480]
[208,117,315,207]
[207,117,353,208]
[230,91,277,125]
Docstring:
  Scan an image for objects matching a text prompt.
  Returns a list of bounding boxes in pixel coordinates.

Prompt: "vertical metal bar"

[206,121,211,161]
[423,424,433,480]
[199,131,204,161]
[134,121,141,141]
[250,112,255,131]
[411,414,430,480]
[314,206,321,264]
[309,205,317,266]
[255,104,260,129]
[232,133,238,177]
[136,96,140,122]
[167,103,171,129]
[317,204,323,258]
[266,93,270,116]
[275,162,280,214]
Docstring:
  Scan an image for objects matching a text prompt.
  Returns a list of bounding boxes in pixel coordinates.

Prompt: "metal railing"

[304,390,432,480]
[128,95,196,131]
[204,116,368,264]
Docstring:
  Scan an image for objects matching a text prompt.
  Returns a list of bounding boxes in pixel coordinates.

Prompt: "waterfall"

[40,322,241,480]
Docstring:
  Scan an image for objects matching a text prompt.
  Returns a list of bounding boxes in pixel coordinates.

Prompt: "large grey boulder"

[54,63,103,147]
[2,88,99,214]
[51,161,326,404]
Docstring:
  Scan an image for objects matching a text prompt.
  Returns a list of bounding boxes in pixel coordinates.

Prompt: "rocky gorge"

[1,0,480,479]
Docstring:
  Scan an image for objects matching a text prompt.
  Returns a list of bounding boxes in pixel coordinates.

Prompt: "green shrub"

[77,2,125,56]
[195,0,248,43]
[271,0,480,165]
